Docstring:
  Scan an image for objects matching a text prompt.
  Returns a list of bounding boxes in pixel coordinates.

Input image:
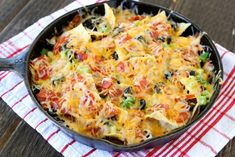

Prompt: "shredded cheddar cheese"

[30,4,215,145]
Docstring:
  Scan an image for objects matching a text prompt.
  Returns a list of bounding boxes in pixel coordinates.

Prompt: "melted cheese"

[30,4,215,145]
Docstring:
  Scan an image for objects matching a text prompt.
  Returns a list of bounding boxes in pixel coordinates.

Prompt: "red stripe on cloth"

[0,45,8,57]
[213,107,235,122]
[134,152,143,157]
[168,81,235,156]
[23,31,33,41]
[150,137,182,156]
[7,45,29,58]
[168,98,235,157]
[0,80,23,97]
[198,140,217,155]
[154,67,235,156]
[119,152,127,157]
[131,152,144,157]
[1,42,14,54]
[112,152,121,157]
[0,72,10,80]
[82,148,96,157]
[220,73,235,94]
[221,93,235,100]
[178,99,235,157]
[215,44,232,57]
[35,118,48,129]
[63,7,69,12]
[11,94,29,108]
[36,21,44,28]
[96,0,102,3]
[221,51,229,59]
[0,71,6,76]
[183,132,217,155]
[47,128,60,141]
[60,139,76,153]
[201,114,231,140]
[169,82,235,156]
[6,39,18,52]
[212,126,231,140]
[146,146,162,157]
[224,112,235,122]
[129,152,139,157]
[22,107,37,119]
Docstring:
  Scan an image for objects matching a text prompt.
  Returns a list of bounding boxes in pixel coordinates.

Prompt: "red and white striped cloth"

[0,0,235,157]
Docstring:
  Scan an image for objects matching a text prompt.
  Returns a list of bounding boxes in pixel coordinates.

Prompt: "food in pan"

[30,4,216,145]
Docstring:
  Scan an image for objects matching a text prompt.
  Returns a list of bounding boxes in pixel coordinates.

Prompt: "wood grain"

[0,121,63,157]
[0,0,30,32]
[174,0,235,52]
[0,0,74,43]
[0,100,21,151]
[0,0,234,157]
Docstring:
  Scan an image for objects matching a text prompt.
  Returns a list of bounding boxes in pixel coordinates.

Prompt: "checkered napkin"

[0,0,235,156]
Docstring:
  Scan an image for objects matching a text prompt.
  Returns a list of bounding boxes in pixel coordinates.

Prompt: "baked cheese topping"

[30,4,215,145]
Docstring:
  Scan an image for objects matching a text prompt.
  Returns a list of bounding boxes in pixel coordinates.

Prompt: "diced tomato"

[103,103,119,118]
[129,15,145,21]
[37,65,49,80]
[82,91,95,106]
[76,51,88,61]
[185,94,196,100]
[36,89,65,112]
[109,88,123,97]
[36,88,48,102]
[135,128,144,138]
[54,35,68,54]
[151,22,161,28]
[89,64,107,75]
[102,80,112,89]
[134,84,142,93]
[119,34,132,44]
[86,122,101,137]
[117,61,125,72]
[176,111,190,123]
[30,56,51,81]
[150,29,159,39]
[89,65,101,73]
[139,77,148,89]
[134,77,149,93]
[69,74,85,89]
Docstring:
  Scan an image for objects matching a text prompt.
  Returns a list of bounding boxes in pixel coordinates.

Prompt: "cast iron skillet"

[0,0,223,152]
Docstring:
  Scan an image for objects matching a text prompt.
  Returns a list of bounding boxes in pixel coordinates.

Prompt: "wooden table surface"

[0,0,234,156]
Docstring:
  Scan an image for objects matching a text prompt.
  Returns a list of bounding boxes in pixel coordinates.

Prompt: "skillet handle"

[0,49,28,78]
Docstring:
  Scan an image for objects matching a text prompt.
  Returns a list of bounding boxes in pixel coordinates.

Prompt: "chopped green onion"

[40,48,49,55]
[199,51,209,62]
[98,22,110,33]
[198,90,210,105]
[162,43,168,48]
[121,97,135,109]
[134,20,142,26]
[77,64,91,74]
[60,50,68,58]
[198,95,207,105]
[196,75,208,84]
[196,70,208,84]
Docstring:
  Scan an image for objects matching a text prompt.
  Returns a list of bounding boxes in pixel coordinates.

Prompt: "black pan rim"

[24,0,223,151]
